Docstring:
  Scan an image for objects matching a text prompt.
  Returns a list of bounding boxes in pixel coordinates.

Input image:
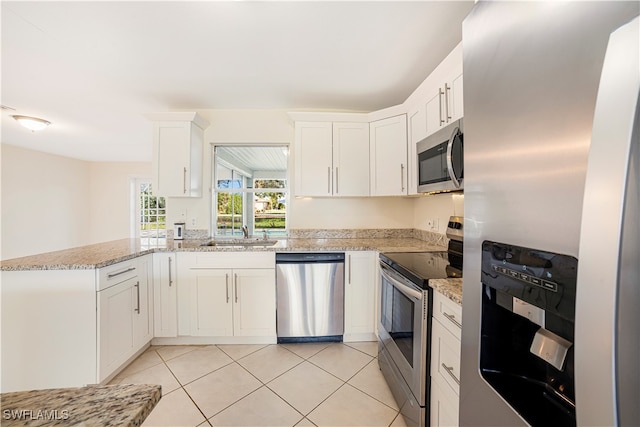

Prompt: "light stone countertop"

[429,278,463,305]
[0,384,161,426]
[0,237,446,271]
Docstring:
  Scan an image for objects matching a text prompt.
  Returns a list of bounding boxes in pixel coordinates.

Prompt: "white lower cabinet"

[343,251,377,342]
[179,252,276,342]
[98,276,136,381]
[153,252,177,337]
[430,291,462,427]
[97,257,153,382]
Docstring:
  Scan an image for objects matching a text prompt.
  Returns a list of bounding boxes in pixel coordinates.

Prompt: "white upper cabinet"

[407,43,463,142]
[424,47,464,137]
[294,121,369,197]
[369,114,408,196]
[150,112,210,198]
[294,121,333,197]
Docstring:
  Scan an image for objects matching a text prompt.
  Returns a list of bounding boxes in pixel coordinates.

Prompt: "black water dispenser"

[480,241,578,427]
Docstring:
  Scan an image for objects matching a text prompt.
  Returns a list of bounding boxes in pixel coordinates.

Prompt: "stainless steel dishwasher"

[275,253,345,342]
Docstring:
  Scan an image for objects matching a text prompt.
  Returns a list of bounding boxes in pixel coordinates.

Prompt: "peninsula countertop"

[0,236,447,271]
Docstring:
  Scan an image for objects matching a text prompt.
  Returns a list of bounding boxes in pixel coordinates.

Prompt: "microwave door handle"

[380,265,423,301]
[446,126,462,188]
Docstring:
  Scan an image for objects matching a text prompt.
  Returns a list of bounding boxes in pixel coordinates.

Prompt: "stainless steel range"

[378,216,463,427]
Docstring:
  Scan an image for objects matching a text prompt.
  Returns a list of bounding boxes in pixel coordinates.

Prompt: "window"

[213,145,288,237]
[132,179,166,246]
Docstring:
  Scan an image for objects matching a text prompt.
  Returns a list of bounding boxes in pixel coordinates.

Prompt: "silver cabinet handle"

[444,83,451,122]
[327,167,332,194]
[134,281,140,314]
[443,311,462,329]
[225,273,229,303]
[168,256,173,287]
[438,88,444,125]
[348,254,352,284]
[442,363,460,385]
[335,167,339,194]
[234,274,238,303]
[400,164,405,192]
[107,267,136,279]
[183,167,187,194]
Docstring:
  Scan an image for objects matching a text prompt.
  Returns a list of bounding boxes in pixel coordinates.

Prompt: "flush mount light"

[12,115,51,132]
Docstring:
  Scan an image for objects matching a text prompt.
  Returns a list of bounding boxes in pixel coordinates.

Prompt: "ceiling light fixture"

[12,115,51,132]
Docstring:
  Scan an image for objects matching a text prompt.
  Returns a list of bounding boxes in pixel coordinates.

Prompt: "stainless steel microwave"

[417,118,463,193]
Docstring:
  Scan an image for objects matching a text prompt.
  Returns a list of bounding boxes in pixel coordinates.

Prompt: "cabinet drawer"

[433,291,462,340]
[97,259,138,291]
[182,252,275,269]
[431,318,461,395]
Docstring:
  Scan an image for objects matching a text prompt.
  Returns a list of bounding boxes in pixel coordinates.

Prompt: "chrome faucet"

[241,225,249,238]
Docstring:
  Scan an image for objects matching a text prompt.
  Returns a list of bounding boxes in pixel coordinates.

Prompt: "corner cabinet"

[294,121,370,197]
[407,43,463,142]
[343,251,378,342]
[177,252,277,343]
[430,291,463,427]
[369,115,408,196]
[150,112,210,198]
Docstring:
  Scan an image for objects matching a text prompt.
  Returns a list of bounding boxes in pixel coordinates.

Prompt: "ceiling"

[1,1,475,162]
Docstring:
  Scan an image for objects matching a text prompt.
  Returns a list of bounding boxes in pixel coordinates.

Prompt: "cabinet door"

[344,251,377,341]
[294,121,333,196]
[430,377,460,427]
[154,121,191,197]
[333,122,370,196]
[233,269,276,337]
[98,278,135,382]
[153,253,177,337]
[450,73,464,122]
[426,90,444,137]
[153,121,204,198]
[134,255,153,349]
[190,269,234,336]
[369,115,408,196]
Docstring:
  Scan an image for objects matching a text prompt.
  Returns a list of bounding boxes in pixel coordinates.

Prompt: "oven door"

[378,261,429,405]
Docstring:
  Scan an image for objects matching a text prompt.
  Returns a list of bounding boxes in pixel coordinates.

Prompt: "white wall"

[291,197,415,229]
[1,144,152,260]
[88,162,152,243]
[413,192,464,233]
[1,144,91,259]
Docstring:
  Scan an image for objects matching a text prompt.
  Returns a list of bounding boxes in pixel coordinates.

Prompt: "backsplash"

[289,228,448,247]
[168,228,449,247]
[166,229,209,240]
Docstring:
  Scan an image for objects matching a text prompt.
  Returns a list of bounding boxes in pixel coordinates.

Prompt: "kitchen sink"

[200,238,279,247]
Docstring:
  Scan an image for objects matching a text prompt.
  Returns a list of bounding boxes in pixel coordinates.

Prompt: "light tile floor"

[109,341,408,427]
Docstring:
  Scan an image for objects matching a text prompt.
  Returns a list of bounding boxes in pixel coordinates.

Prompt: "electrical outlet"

[432,218,439,231]
[427,219,434,229]
[191,217,197,227]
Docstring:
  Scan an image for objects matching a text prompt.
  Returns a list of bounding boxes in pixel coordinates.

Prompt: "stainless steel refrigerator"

[460,2,639,426]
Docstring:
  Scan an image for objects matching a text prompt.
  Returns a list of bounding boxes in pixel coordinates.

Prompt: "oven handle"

[380,263,423,301]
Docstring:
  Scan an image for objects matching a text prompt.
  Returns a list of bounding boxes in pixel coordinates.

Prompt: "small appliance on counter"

[173,222,185,240]
[377,216,463,426]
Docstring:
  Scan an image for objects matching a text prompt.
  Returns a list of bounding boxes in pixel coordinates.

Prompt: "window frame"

[130,178,167,247]
[210,144,290,238]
